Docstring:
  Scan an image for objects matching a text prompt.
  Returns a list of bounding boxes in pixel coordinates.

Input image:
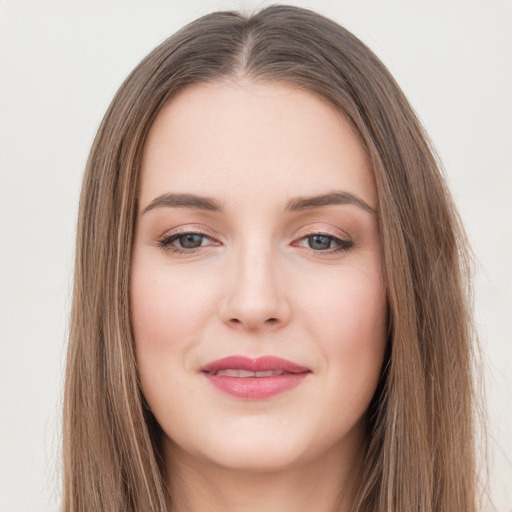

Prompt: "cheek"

[131,258,212,348]
[130,256,217,408]
[301,262,387,343]
[299,265,388,401]
[332,277,386,353]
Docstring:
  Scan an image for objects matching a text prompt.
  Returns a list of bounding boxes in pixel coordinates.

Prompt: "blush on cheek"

[313,274,385,331]
[131,267,185,339]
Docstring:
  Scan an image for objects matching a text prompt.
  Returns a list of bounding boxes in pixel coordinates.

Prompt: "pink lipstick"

[201,355,311,399]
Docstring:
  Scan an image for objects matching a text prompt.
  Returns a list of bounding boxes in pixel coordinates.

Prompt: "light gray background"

[0,1,510,511]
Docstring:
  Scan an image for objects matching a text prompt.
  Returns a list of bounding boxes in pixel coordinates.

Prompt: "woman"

[63,5,479,511]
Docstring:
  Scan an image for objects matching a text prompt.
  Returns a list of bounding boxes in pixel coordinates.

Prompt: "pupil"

[309,235,331,250]
[180,234,203,248]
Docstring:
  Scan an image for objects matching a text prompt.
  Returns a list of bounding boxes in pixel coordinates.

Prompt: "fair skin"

[131,80,388,512]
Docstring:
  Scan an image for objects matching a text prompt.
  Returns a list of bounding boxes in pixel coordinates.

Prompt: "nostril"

[224,313,286,330]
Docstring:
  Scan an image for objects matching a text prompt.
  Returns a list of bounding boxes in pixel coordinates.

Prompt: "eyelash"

[157,229,354,256]
[293,230,354,253]
[157,230,215,255]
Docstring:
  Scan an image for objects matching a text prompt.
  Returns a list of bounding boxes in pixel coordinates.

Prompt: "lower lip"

[203,372,310,399]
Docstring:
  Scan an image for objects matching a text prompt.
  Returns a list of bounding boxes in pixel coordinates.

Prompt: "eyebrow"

[142,191,376,215]
[284,192,376,215]
[142,193,223,214]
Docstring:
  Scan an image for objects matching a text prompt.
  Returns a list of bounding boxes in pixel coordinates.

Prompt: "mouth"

[201,355,311,400]
[207,369,290,377]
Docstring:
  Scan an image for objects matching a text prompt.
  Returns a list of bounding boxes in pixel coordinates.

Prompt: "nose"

[219,245,291,332]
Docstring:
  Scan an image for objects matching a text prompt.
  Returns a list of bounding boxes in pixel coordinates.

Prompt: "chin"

[203,442,308,473]
[165,422,315,473]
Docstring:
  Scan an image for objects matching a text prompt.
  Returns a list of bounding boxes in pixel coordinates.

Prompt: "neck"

[163,435,364,512]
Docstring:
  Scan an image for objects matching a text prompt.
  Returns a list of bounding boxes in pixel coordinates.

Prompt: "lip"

[202,355,310,374]
[201,355,311,400]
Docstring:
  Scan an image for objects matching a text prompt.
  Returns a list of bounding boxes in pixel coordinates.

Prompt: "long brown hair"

[63,5,479,511]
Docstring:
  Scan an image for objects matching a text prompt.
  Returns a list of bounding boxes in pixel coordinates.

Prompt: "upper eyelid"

[158,225,217,241]
[158,228,348,239]
[294,232,346,242]
[293,225,350,241]
[157,224,352,243]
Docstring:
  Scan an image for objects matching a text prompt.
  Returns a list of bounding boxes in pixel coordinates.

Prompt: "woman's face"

[131,80,388,472]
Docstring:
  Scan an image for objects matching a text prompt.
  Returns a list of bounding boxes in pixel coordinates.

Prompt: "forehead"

[139,80,376,210]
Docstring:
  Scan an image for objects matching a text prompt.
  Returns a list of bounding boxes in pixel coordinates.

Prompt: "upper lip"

[201,355,310,374]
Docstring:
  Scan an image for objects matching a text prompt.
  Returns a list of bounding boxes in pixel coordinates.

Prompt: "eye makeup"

[156,226,354,257]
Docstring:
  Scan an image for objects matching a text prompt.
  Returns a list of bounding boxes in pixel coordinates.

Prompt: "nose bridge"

[221,234,290,330]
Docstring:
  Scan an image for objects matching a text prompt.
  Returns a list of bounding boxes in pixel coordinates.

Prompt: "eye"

[307,234,335,250]
[158,231,215,253]
[175,233,207,249]
[294,233,353,253]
